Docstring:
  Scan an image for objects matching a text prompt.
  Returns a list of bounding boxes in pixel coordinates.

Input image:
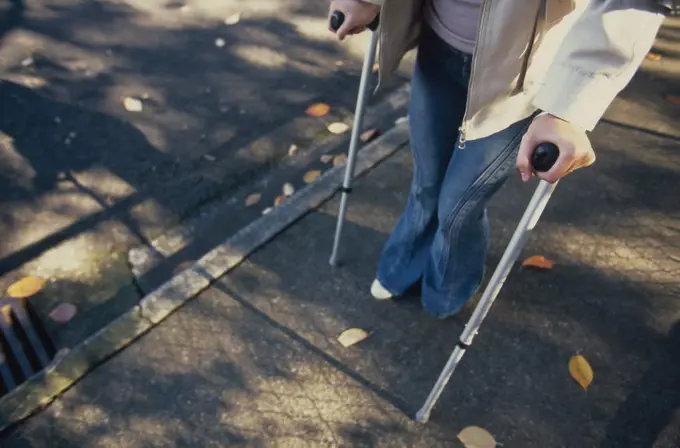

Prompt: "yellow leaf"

[337,328,369,348]
[245,193,261,207]
[7,276,46,298]
[521,255,554,270]
[332,154,347,167]
[457,426,496,448]
[569,354,594,390]
[305,103,330,117]
[327,122,349,135]
[303,170,321,184]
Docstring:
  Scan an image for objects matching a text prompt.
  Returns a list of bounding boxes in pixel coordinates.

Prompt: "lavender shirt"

[424,0,482,55]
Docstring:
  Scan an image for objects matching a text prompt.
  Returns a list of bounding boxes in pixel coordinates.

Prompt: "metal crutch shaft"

[415,142,560,423]
[328,11,380,266]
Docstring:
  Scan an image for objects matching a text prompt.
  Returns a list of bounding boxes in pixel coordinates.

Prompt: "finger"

[336,14,355,40]
[537,145,573,184]
[516,132,539,183]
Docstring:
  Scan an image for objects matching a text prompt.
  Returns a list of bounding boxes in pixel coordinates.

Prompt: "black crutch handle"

[531,143,559,173]
[330,10,380,33]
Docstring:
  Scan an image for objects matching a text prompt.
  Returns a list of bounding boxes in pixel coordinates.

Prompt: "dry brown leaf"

[569,354,594,390]
[305,103,330,117]
[245,193,261,207]
[320,154,333,164]
[521,255,554,270]
[274,195,287,206]
[645,52,662,61]
[666,95,680,105]
[457,426,496,448]
[303,170,321,184]
[49,303,77,324]
[282,183,295,196]
[337,328,369,347]
[7,276,46,298]
[360,129,380,142]
[327,122,349,135]
[332,154,347,167]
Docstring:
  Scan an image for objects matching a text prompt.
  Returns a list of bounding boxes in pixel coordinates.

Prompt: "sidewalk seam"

[0,117,411,434]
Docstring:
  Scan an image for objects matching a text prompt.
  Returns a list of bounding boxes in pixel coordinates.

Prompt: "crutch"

[328,11,381,267]
[415,142,560,423]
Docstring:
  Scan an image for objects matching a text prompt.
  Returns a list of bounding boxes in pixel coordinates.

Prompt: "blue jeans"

[376,26,536,318]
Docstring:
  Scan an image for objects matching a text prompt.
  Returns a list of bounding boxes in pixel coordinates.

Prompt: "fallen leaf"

[282,183,295,196]
[7,276,46,298]
[645,52,662,61]
[457,426,497,448]
[49,303,77,324]
[666,95,680,105]
[569,354,594,390]
[320,154,333,164]
[123,97,143,112]
[303,170,321,184]
[360,128,380,142]
[337,328,369,347]
[521,255,554,270]
[224,13,241,25]
[288,144,299,156]
[305,103,330,117]
[274,195,287,206]
[215,38,226,48]
[327,122,349,135]
[245,193,261,206]
[332,154,347,167]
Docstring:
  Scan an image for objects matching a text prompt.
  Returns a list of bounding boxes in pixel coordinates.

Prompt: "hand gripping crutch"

[328,11,381,267]
[415,142,560,424]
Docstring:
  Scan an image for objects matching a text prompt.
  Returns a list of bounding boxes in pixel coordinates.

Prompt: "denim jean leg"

[376,27,469,295]
[421,115,537,318]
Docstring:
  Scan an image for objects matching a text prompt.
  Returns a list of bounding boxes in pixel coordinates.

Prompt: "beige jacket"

[363,0,668,144]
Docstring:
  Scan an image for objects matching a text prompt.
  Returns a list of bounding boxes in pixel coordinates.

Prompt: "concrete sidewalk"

[2,98,680,445]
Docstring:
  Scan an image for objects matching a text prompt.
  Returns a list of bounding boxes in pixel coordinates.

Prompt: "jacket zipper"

[458,0,490,150]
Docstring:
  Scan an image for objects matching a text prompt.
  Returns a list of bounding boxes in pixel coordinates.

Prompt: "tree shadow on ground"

[0,0,409,348]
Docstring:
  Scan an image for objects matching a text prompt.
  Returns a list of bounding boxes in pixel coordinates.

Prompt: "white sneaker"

[370,279,393,300]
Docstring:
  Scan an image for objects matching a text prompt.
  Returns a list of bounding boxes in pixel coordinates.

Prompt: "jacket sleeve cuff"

[533,71,621,132]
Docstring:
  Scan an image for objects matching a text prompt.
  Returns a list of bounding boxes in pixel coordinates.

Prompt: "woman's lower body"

[374,25,537,319]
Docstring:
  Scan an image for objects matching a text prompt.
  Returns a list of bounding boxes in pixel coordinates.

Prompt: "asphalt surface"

[2,90,680,445]
[0,0,409,348]
[0,5,679,448]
